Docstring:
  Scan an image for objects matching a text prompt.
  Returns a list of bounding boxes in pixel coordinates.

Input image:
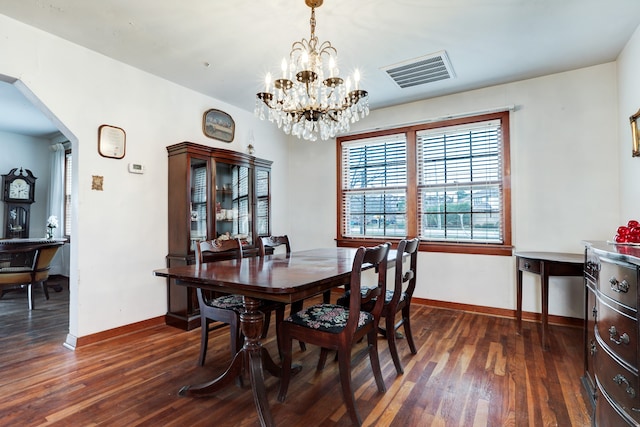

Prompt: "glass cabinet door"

[255,168,270,237]
[215,162,252,247]
[189,158,208,251]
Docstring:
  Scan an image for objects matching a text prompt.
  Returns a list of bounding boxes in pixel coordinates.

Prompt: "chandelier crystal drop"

[255,0,369,141]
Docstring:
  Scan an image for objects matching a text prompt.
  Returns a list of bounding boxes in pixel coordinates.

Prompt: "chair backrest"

[390,238,419,305]
[257,235,291,257]
[195,238,243,265]
[32,244,63,282]
[345,243,390,335]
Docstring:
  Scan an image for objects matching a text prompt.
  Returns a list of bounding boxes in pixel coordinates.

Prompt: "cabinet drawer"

[518,257,540,274]
[597,297,638,367]
[595,337,640,423]
[599,258,638,309]
[596,379,636,427]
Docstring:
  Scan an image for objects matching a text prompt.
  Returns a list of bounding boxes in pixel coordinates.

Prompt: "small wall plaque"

[98,124,126,159]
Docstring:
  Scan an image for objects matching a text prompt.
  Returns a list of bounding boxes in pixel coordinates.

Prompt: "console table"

[515,251,584,350]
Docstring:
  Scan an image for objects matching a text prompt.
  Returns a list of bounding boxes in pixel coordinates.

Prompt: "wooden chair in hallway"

[0,241,63,310]
[277,243,390,426]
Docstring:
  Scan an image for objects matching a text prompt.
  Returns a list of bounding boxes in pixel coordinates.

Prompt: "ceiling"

[1,0,640,137]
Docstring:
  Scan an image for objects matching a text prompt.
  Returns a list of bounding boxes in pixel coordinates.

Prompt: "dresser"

[584,241,640,426]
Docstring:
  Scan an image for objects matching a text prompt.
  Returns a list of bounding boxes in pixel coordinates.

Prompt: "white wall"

[0,14,289,341]
[289,63,620,319]
[618,25,640,221]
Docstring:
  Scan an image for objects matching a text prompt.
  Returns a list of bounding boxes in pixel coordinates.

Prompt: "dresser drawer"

[518,257,540,274]
[596,378,637,427]
[599,258,638,309]
[597,297,638,367]
[595,337,640,423]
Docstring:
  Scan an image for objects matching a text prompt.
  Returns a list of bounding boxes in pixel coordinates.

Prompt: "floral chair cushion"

[209,294,245,312]
[336,288,406,307]
[286,303,374,334]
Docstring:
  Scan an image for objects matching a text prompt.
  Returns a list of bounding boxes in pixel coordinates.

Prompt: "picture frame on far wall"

[203,109,235,142]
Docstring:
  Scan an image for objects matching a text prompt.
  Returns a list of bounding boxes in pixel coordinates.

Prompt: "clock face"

[9,178,30,200]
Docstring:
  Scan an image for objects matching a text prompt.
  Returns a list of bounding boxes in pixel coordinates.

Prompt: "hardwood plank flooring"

[0,279,592,426]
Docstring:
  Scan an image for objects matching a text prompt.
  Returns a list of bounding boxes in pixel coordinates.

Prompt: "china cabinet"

[165,142,272,330]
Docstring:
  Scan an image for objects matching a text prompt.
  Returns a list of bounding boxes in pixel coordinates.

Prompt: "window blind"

[341,134,407,238]
[417,119,503,243]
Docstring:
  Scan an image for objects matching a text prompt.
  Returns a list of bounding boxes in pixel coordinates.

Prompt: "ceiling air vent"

[383,51,455,89]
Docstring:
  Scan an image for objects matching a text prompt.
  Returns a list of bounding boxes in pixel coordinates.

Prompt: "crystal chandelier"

[255,0,369,141]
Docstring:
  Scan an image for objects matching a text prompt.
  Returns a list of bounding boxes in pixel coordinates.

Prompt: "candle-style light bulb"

[329,57,336,77]
[354,69,360,90]
[281,58,287,78]
[301,51,308,69]
[265,72,272,92]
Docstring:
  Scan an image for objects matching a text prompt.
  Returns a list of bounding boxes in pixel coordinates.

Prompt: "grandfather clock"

[2,168,37,238]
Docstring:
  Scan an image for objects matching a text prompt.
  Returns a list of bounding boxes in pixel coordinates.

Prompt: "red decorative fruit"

[628,220,640,228]
[618,226,631,236]
[615,234,627,243]
[629,234,640,243]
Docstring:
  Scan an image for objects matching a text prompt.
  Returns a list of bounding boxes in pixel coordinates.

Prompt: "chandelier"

[255,0,369,141]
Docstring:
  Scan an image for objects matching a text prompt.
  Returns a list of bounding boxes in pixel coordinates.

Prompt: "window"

[340,134,407,238]
[337,111,511,255]
[64,149,72,237]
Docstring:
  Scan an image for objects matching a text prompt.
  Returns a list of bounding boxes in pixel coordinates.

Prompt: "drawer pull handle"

[613,374,636,398]
[609,277,630,293]
[609,326,630,345]
[592,306,597,320]
[523,262,530,269]
[590,340,597,356]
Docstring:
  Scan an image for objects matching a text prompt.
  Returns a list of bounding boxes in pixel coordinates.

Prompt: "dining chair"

[257,235,306,352]
[277,243,390,427]
[337,238,419,375]
[195,238,283,366]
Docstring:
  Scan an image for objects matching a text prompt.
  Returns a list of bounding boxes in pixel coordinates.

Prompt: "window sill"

[336,238,512,256]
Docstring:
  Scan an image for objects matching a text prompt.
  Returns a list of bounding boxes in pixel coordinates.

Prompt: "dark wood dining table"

[153,247,386,427]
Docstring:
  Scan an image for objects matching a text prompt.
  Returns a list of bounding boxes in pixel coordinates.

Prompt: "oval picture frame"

[203,109,235,142]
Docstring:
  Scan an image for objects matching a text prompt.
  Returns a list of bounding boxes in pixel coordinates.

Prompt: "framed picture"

[98,124,126,159]
[203,109,235,142]
[630,109,640,157]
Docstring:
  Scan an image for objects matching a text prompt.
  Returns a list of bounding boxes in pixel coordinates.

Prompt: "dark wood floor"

[0,279,592,426]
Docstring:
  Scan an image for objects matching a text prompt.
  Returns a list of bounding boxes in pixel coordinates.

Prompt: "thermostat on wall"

[128,163,145,174]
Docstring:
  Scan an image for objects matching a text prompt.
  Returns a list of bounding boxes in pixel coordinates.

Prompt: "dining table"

[153,246,392,427]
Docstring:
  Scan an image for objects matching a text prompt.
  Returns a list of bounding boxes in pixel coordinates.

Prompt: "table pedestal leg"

[178,297,281,427]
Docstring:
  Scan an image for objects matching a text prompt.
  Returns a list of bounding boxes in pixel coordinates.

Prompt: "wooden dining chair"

[337,238,419,375]
[195,238,283,366]
[277,243,390,427]
[257,235,305,352]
